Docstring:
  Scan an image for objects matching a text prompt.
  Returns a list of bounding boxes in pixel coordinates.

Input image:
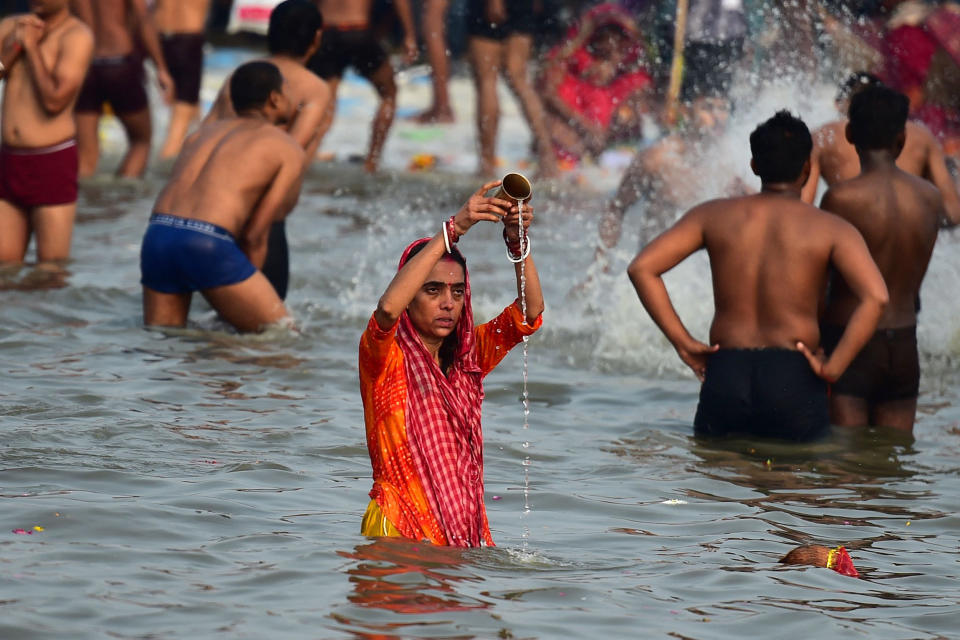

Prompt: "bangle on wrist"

[503,227,531,262]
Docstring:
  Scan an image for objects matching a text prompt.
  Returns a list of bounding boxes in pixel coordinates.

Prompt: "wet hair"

[847,84,909,150]
[749,110,813,183]
[230,61,283,113]
[836,71,883,104]
[268,0,324,56]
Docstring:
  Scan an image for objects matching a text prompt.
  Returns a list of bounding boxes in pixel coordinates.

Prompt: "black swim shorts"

[820,324,920,401]
[308,27,388,80]
[161,33,205,104]
[75,55,149,115]
[694,348,829,441]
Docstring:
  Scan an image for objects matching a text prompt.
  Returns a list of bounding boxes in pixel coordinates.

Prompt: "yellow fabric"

[360,499,402,538]
[826,546,839,569]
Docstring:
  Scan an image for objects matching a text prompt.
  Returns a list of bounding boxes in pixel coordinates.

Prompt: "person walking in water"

[627,111,888,441]
[205,0,331,300]
[359,180,543,545]
[308,0,416,172]
[819,85,947,431]
[140,61,305,332]
[153,0,213,160]
[71,0,174,178]
[0,0,93,267]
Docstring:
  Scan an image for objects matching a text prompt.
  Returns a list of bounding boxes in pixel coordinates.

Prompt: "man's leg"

[143,287,192,327]
[115,108,152,178]
[364,61,397,173]
[32,202,76,263]
[502,34,558,178]
[871,397,918,431]
[0,199,30,264]
[158,101,198,160]
[75,112,102,178]
[414,0,454,123]
[468,37,502,177]
[829,394,871,427]
[201,271,290,333]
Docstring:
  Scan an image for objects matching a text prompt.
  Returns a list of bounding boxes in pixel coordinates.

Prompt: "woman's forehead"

[427,258,465,282]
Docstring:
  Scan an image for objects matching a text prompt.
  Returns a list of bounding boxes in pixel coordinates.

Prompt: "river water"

[2,49,960,639]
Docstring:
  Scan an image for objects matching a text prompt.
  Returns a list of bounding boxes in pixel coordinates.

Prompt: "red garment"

[0,139,78,207]
[827,546,860,578]
[883,24,937,93]
[359,238,542,547]
[547,3,651,130]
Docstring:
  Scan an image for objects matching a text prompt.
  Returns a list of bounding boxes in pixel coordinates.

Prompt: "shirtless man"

[205,0,330,300]
[153,0,212,159]
[140,61,305,332]
[0,0,93,266]
[628,111,888,441]
[308,0,416,172]
[801,72,960,226]
[599,95,740,248]
[819,86,945,431]
[71,0,174,177]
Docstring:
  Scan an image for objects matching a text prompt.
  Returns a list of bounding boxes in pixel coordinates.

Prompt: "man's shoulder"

[813,120,845,146]
[61,16,95,46]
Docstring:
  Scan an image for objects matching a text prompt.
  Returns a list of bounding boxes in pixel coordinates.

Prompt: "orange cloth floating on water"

[826,546,859,577]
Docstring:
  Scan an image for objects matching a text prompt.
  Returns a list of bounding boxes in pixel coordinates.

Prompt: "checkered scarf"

[395,239,489,547]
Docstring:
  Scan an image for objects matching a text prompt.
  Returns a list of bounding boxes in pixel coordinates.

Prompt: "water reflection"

[332,538,489,638]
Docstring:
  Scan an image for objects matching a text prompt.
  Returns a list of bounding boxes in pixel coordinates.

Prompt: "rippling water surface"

[3,53,960,640]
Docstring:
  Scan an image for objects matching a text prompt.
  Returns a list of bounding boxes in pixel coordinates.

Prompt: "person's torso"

[318,0,372,27]
[702,195,833,350]
[153,0,211,34]
[822,169,940,328]
[153,119,290,235]
[1,15,87,147]
[85,0,136,57]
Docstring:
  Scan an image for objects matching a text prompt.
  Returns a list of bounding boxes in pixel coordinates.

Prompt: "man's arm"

[0,17,22,79]
[18,18,93,114]
[129,0,173,103]
[923,133,960,226]
[798,215,887,381]
[626,206,718,380]
[287,80,333,160]
[800,140,822,204]
[240,139,306,268]
[392,0,417,62]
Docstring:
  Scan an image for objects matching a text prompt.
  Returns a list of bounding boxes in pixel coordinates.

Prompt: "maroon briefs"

[0,139,78,208]
[161,33,205,104]
[75,55,149,115]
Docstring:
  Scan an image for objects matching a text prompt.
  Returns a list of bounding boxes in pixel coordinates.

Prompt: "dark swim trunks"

[308,27,388,79]
[261,220,289,300]
[820,324,920,401]
[694,349,829,441]
[161,33,205,104]
[0,139,78,207]
[466,0,536,39]
[75,55,149,115]
[140,213,256,293]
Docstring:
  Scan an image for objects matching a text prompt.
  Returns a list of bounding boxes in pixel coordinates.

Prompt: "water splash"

[518,199,531,551]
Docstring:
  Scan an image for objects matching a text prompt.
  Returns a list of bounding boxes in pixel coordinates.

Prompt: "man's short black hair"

[848,84,909,150]
[749,110,813,183]
[268,0,323,56]
[230,61,283,113]
[836,71,883,104]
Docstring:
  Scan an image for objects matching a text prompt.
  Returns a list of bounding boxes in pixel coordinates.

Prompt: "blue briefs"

[140,213,256,293]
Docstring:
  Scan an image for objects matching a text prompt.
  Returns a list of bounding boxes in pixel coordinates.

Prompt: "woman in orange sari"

[358,180,543,546]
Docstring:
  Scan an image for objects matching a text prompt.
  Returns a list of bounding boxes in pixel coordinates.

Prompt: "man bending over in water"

[628,111,888,441]
[359,181,543,545]
[819,86,945,431]
[205,0,330,300]
[801,72,960,226]
[0,0,93,267]
[140,61,305,332]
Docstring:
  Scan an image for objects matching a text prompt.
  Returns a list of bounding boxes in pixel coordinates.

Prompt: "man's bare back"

[0,11,93,146]
[821,166,942,329]
[155,118,305,240]
[318,0,372,26]
[805,119,960,225]
[70,0,138,56]
[153,0,212,34]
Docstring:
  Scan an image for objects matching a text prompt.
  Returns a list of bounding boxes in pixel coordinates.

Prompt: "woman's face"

[588,25,628,60]
[406,259,466,343]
